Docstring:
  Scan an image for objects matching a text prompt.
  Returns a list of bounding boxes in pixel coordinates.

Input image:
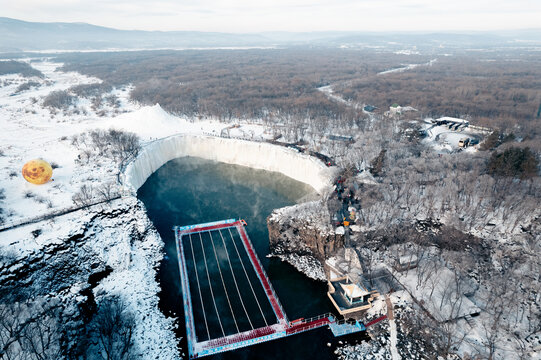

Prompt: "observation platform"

[174,219,382,358]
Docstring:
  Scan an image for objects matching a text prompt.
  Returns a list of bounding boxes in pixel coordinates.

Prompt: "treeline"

[57,49,541,143]
[0,60,43,78]
[57,49,426,125]
[334,56,541,139]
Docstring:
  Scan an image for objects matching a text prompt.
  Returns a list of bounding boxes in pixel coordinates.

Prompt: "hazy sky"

[2,0,541,32]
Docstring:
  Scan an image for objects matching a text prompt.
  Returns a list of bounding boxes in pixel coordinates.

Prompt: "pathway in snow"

[317,85,364,110]
[317,84,377,119]
[386,295,401,360]
[378,58,437,76]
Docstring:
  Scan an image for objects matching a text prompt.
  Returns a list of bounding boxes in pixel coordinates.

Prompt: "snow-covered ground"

[317,85,365,112]
[421,118,483,153]
[0,59,136,225]
[394,50,421,55]
[395,264,481,322]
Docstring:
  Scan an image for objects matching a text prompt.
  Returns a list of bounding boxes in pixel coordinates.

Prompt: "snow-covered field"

[0,59,334,226]
[0,59,135,224]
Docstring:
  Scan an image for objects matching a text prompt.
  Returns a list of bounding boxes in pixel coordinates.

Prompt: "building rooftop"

[340,283,370,299]
[328,276,378,316]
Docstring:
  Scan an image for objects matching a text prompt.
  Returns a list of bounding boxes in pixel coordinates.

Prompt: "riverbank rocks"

[267,200,345,281]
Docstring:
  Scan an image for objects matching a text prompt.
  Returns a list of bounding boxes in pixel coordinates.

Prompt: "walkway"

[386,295,401,360]
[0,196,121,233]
[235,222,286,322]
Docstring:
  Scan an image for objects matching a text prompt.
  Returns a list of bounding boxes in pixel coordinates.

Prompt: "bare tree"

[89,297,135,360]
[0,302,25,359]
[0,301,63,360]
[97,182,119,202]
[20,306,63,360]
[72,184,94,207]
[0,188,5,225]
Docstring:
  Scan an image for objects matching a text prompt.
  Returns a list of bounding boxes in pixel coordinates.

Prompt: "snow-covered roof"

[399,254,418,264]
[436,116,469,124]
[340,283,369,299]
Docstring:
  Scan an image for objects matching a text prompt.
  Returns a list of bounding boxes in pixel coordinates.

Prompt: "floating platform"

[174,219,373,358]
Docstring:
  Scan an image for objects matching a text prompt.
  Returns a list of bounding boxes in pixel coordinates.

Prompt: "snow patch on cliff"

[270,253,326,281]
[269,200,335,236]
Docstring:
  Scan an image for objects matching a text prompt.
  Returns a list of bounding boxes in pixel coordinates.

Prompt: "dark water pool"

[137,157,365,359]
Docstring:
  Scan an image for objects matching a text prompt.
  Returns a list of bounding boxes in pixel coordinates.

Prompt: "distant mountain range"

[1,17,540,53]
[0,17,273,52]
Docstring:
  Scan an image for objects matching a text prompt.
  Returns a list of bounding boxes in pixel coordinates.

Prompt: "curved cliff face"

[123,135,337,194]
[267,201,345,281]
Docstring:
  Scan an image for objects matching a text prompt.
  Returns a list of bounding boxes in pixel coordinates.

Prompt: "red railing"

[236,222,287,322]
[365,315,387,327]
[286,313,333,335]
[203,326,276,349]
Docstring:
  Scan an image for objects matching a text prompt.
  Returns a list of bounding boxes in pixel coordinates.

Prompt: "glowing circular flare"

[22,159,53,185]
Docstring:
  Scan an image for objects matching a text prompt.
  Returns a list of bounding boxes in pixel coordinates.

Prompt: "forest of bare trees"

[57,49,425,126]
[0,61,43,78]
[334,56,541,141]
[0,296,136,360]
[321,114,540,358]
[57,49,541,145]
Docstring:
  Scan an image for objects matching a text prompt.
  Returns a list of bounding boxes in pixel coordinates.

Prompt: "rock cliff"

[267,200,344,281]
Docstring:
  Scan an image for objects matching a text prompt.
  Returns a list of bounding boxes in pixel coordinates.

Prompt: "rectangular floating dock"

[174,219,369,359]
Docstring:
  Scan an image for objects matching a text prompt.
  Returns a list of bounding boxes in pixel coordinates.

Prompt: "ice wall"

[123,135,337,194]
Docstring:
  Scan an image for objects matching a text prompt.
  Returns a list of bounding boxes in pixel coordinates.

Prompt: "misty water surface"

[137,157,365,359]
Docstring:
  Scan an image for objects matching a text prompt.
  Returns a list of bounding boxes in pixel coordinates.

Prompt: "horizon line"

[2,17,541,35]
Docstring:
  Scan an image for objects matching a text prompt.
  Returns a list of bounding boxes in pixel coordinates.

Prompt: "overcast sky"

[2,0,541,33]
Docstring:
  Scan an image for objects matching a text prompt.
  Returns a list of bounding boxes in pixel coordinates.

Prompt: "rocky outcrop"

[0,197,177,359]
[267,200,345,281]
